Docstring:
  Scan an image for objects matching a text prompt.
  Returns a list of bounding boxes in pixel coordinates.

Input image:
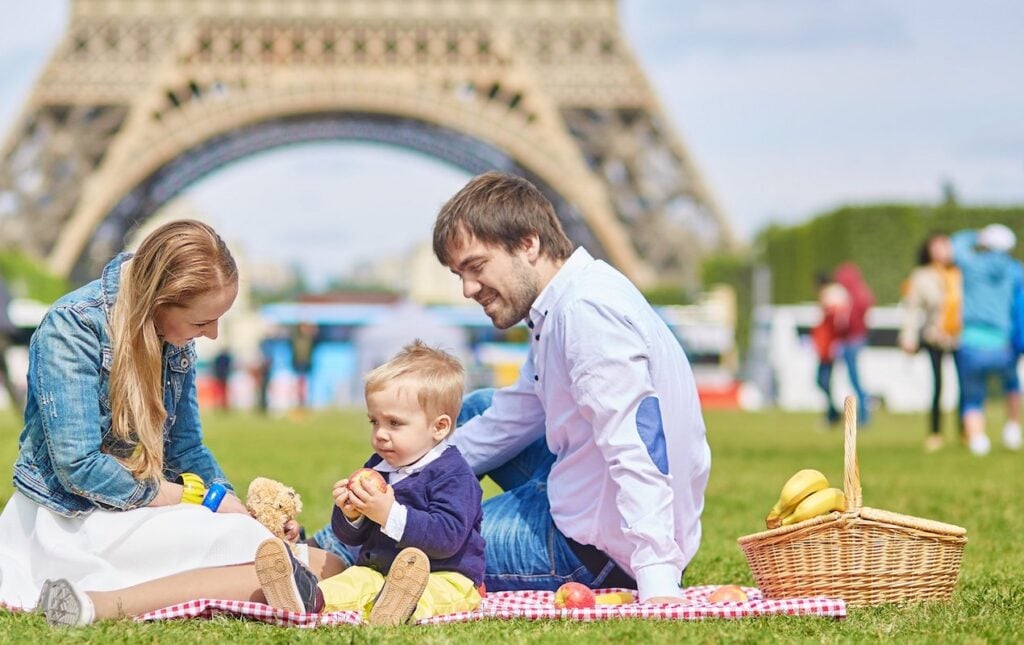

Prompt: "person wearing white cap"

[977,223,1017,254]
[951,225,1024,454]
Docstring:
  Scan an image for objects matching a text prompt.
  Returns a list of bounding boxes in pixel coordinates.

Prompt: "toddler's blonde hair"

[364,340,465,427]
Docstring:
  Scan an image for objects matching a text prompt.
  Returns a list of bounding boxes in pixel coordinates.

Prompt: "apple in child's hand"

[707,585,748,603]
[347,468,387,493]
[554,582,596,609]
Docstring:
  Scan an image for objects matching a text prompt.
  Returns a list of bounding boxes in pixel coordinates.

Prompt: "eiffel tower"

[0,0,735,287]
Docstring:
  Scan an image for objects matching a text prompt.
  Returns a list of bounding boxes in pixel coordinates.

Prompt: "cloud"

[625,0,1024,236]
[0,1,66,53]
[622,0,908,58]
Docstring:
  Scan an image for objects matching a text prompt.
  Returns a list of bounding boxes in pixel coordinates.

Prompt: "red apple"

[554,582,596,609]
[707,585,748,603]
[347,468,387,493]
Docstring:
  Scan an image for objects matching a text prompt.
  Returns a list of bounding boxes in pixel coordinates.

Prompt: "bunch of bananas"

[764,469,846,529]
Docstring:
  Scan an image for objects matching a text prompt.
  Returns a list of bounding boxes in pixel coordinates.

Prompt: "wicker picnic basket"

[737,396,967,606]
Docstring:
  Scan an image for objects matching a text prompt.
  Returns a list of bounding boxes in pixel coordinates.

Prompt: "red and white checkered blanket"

[138,586,846,627]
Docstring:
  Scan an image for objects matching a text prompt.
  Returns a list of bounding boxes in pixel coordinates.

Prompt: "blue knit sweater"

[331,445,485,585]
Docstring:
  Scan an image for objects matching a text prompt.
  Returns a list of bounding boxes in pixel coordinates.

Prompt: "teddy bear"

[245,477,303,541]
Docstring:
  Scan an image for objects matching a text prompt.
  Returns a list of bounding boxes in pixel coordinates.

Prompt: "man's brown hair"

[433,171,574,266]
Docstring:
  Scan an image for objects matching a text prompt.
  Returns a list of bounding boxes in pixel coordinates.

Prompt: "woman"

[0,220,343,625]
[899,233,962,451]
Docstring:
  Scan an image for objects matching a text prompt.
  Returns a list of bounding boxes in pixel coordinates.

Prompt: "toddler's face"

[366,379,447,468]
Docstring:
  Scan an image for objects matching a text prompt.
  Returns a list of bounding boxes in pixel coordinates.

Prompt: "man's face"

[446,234,540,329]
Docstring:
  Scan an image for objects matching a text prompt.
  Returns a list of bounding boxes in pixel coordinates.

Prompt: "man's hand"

[347,476,395,526]
[332,479,362,521]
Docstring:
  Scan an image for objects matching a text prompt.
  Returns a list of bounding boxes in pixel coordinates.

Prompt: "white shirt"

[345,440,451,541]
[453,248,711,601]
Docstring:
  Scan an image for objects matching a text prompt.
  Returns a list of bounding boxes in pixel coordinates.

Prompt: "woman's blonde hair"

[108,219,237,482]
[364,340,465,426]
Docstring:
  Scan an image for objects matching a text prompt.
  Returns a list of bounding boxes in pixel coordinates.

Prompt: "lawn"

[0,406,1021,643]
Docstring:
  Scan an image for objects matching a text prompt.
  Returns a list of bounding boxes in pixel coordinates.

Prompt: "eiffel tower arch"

[0,0,736,288]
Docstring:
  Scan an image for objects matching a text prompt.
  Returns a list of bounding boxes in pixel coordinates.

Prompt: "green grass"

[0,407,1021,643]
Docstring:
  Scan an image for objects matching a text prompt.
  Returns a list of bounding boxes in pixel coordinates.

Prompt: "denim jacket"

[12,253,233,517]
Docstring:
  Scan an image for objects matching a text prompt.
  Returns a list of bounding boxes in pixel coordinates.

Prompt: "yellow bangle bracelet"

[180,472,206,505]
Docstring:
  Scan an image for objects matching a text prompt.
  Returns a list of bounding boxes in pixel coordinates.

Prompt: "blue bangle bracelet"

[202,483,228,512]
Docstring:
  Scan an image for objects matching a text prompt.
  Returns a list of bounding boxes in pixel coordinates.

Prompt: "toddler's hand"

[333,479,361,521]
[348,477,395,526]
[282,519,301,542]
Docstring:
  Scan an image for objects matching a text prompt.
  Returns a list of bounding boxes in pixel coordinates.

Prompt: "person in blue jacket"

[951,224,1023,454]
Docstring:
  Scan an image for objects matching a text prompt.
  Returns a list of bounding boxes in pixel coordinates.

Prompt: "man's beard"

[484,261,539,329]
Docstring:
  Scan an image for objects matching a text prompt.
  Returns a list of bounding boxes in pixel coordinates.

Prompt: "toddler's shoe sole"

[368,547,430,626]
[254,538,303,613]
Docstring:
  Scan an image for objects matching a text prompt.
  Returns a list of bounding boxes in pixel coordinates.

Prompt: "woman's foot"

[254,538,324,613]
[924,435,944,453]
[37,579,95,627]
[368,547,430,626]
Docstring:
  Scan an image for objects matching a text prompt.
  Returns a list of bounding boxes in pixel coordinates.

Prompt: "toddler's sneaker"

[1003,422,1022,451]
[37,578,95,627]
[368,547,430,626]
[254,538,324,613]
[967,433,991,456]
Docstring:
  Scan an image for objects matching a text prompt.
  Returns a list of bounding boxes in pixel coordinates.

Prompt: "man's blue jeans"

[457,389,628,591]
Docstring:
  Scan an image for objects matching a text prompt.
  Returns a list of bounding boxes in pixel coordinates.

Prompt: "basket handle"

[843,395,862,511]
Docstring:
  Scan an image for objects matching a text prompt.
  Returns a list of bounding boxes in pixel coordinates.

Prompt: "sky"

[1,0,1022,285]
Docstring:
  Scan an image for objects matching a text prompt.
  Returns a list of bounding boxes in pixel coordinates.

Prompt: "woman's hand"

[332,479,361,521]
[215,492,248,514]
[347,477,395,526]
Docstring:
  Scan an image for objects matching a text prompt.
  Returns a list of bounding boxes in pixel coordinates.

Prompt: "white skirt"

[0,491,273,610]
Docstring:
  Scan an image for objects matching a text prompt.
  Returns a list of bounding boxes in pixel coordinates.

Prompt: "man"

[433,171,710,603]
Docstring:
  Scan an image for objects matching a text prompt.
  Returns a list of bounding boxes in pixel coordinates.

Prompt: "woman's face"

[153,283,238,347]
[929,236,953,265]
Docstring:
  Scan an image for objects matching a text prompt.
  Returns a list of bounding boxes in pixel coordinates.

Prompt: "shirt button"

[535,334,540,340]
[534,375,539,381]
[180,358,189,368]
[527,320,534,329]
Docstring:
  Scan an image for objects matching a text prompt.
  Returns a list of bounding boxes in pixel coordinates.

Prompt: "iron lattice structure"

[0,0,735,287]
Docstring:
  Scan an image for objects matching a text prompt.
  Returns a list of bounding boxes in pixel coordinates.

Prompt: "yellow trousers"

[319,565,482,620]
